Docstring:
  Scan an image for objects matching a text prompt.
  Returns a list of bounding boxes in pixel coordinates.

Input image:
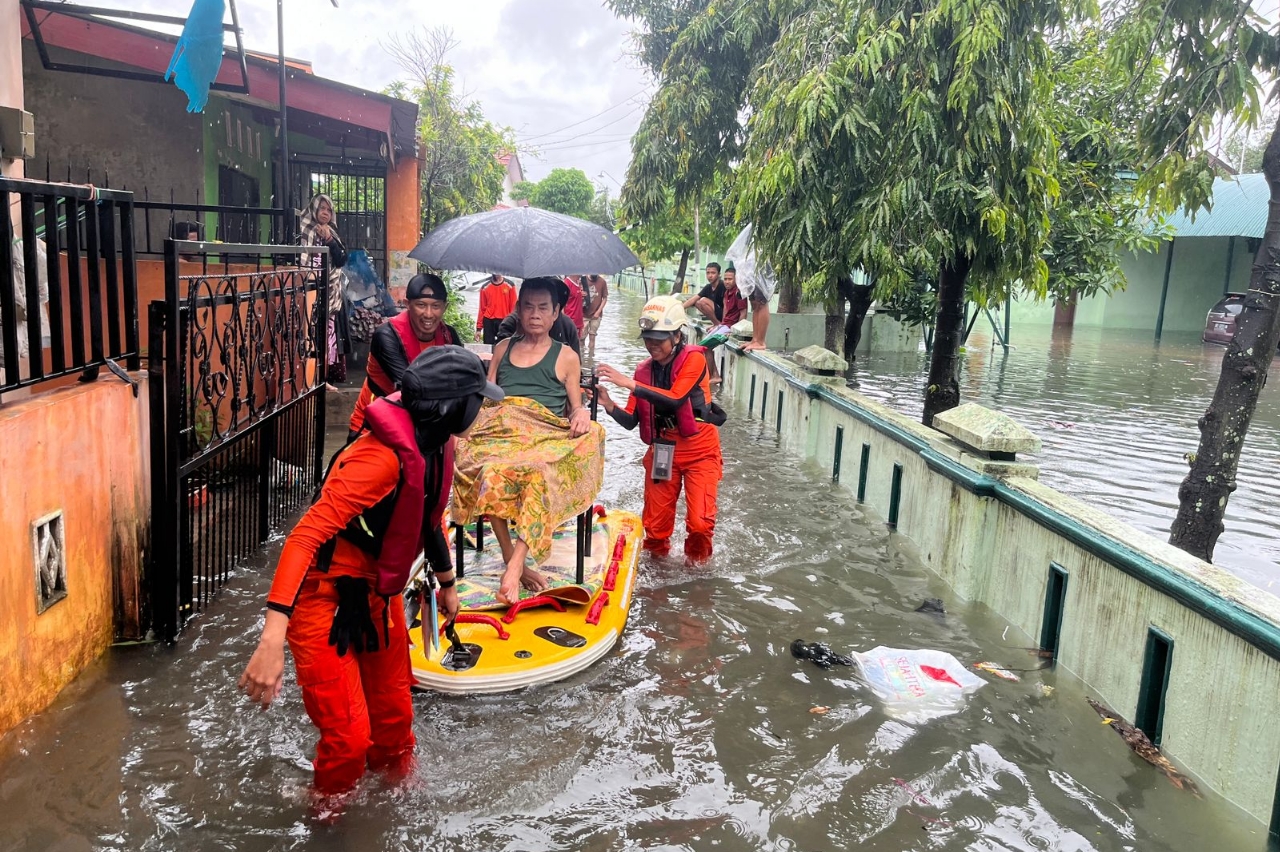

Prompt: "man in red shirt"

[582,274,609,356]
[561,275,585,334]
[722,265,747,326]
[476,273,517,344]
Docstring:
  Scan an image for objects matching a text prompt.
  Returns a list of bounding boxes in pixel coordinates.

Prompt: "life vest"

[317,393,427,597]
[351,316,460,433]
[636,344,717,445]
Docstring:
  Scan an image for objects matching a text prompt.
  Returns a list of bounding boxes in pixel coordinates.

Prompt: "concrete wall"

[0,377,149,738]
[720,344,1280,826]
[21,41,203,198]
[1015,237,1256,334]
[1,0,23,179]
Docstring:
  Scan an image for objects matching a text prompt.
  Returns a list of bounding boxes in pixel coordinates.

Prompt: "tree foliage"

[385,28,514,233]
[612,0,1170,423]
[521,168,597,219]
[1042,26,1163,305]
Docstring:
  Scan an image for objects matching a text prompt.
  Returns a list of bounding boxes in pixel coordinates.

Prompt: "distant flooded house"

[1016,173,1266,339]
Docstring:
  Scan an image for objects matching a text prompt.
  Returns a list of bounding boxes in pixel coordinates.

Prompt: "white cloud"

[127,0,651,187]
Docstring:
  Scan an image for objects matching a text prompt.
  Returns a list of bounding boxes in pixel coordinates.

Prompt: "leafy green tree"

[587,189,617,230]
[510,180,536,204]
[1042,27,1162,308]
[737,0,1068,425]
[522,169,596,219]
[1111,0,1280,562]
[385,28,513,233]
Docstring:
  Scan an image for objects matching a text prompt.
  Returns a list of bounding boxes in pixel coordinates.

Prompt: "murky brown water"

[853,324,1280,591]
[0,295,1268,850]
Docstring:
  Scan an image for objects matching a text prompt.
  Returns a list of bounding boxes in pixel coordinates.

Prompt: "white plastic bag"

[853,646,985,723]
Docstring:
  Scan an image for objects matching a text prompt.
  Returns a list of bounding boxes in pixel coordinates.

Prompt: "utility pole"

[277,0,291,244]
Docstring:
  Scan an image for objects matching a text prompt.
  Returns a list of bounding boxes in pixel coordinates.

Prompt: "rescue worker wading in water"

[238,347,504,799]
[594,296,727,562]
[348,272,463,439]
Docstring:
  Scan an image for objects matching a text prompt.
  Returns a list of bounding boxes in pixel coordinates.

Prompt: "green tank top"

[497,339,567,416]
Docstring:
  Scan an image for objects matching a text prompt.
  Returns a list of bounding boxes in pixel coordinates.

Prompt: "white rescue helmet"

[638,295,688,339]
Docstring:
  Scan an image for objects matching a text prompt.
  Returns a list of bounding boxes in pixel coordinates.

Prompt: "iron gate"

[147,240,329,640]
[292,160,388,281]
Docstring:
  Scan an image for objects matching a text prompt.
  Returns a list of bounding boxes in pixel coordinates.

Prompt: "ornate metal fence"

[147,240,328,640]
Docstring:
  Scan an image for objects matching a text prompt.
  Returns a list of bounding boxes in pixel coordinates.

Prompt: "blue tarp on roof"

[1166,173,1268,239]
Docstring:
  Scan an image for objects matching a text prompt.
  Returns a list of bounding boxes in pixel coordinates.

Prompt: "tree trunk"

[778,276,802,313]
[838,276,875,360]
[824,290,844,353]
[922,254,972,427]
[673,247,691,294]
[1170,120,1280,561]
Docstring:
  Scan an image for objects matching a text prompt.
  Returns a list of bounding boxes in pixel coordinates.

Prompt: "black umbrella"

[409,206,640,278]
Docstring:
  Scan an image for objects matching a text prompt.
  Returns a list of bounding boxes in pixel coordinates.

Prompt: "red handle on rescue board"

[611,535,626,561]
[439,613,511,640]
[603,559,621,591]
[586,592,609,625]
[500,594,567,624]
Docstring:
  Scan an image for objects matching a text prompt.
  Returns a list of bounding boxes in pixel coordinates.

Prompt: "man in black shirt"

[684,261,726,324]
[493,279,583,355]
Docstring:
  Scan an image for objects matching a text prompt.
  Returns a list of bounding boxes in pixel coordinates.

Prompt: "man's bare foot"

[521,566,549,592]
[742,340,767,351]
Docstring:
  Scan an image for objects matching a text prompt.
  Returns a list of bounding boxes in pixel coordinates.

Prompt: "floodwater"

[0,293,1268,851]
[851,324,1280,590]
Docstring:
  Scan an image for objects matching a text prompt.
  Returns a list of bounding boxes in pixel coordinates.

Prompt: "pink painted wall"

[0,378,149,737]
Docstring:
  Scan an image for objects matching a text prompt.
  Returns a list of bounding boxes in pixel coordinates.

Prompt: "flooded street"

[854,324,1280,591]
[0,294,1268,851]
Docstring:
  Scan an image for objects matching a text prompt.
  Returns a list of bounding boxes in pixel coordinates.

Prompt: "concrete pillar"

[385,151,422,298]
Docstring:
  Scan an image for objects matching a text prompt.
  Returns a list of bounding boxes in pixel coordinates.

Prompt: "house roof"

[1166,173,1268,239]
[21,9,418,157]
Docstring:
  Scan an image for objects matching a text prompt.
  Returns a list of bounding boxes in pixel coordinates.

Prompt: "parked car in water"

[1203,292,1246,345]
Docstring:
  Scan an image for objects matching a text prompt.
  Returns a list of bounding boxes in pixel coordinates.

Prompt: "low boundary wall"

[719,343,1280,828]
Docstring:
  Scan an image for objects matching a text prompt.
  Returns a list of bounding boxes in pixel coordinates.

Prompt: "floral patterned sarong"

[452,398,605,565]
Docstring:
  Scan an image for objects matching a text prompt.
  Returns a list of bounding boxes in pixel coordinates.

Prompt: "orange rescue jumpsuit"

[266,435,416,794]
[611,348,723,561]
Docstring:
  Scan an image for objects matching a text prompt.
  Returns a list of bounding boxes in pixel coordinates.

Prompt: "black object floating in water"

[791,639,854,669]
[915,598,946,617]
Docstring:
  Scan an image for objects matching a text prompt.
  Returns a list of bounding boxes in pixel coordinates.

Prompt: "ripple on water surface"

[0,294,1268,850]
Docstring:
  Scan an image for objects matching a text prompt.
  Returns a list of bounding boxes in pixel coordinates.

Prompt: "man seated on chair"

[453,277,605,607]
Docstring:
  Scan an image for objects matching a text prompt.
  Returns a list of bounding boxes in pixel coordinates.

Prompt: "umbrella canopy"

[409,207,640,279]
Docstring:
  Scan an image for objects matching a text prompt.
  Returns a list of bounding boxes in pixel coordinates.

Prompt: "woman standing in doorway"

[300,194,350,383]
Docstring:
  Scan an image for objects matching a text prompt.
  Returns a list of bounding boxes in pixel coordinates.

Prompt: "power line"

[529,103,646,146]
[519,86,653,142]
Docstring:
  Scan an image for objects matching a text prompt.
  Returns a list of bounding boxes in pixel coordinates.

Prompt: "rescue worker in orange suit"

[238,347,505,797]
[348,272,463,439]
[594,296,726,562]
[476,273,517,345]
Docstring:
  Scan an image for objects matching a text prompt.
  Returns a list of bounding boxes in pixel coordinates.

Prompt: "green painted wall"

[202,96,275,241]
[1014,237,1257,334]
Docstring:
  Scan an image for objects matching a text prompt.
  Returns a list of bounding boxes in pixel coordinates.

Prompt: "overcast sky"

[132,0,654,188]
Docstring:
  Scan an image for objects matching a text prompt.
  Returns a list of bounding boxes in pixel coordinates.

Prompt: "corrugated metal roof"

[1166,173,1269,239]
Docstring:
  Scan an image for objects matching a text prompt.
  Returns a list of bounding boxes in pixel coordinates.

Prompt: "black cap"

[407,273,448,302]
[400,347,504,402]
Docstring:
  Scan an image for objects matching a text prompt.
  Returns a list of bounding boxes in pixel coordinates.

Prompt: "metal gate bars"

[147,240,329,640]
